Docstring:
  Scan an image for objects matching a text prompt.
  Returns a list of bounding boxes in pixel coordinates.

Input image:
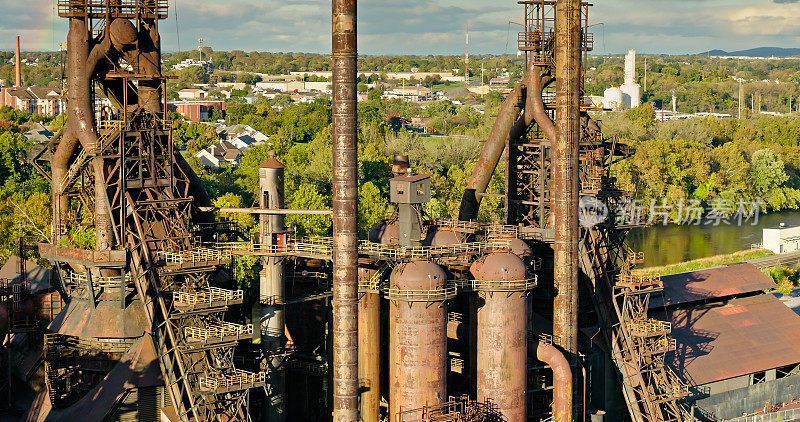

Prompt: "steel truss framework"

[32,2,265,420]
[509,2,690,421]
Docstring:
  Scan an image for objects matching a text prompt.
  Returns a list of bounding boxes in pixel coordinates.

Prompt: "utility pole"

[644,56,647,92]
[198,38,203,62]
[738,78,742,120]
[465,22,470,86]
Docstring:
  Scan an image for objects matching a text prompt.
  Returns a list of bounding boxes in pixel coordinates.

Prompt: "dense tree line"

[604,104,800,217]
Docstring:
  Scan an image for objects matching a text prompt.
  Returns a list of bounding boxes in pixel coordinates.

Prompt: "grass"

[633,249,775,277]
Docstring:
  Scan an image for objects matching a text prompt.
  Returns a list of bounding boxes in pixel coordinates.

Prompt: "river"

[625,210,800,268]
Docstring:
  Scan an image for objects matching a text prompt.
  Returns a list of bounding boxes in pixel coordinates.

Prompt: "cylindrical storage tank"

[471,252,530,422]
[423,226,463,247]
[358,263,381,422]
[368,221,399,246]
[507,237,533,262]
[389,261,448,420]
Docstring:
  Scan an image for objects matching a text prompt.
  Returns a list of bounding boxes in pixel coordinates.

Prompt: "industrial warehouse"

[2,0,800,422]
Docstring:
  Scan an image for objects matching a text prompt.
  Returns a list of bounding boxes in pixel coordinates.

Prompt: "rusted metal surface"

[38,244,127,267]
[389,261,448,422]
[369,221,399,246]
[393,155,411,175]
[472,253,528,422]
[653,263,775,308]
[14,36,21,87]
[358,266,381,421]
[423,227,463,247]
[458,83,526,221]
[534,341,573,422]
[665,294,800,386]
[332,0,359,420]
[551,0,582,418]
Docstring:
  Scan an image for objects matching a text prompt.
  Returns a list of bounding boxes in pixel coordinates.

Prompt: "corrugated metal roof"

[665,294,800,386]
[0,256,51,293]
[652,263,774,308]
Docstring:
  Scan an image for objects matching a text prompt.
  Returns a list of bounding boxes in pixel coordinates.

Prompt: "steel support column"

[552,0,582,420]
[331,0,359,420]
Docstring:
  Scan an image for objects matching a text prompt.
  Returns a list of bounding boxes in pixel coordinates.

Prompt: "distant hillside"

[699,47,800,57]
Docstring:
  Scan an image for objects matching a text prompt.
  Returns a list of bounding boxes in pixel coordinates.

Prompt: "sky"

[1,0,800,55]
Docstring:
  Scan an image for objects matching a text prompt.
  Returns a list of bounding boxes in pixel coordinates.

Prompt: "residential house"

[255,80,305,93]
[178,88,209,100]
[168,101,227,122]
[21,122,54,144]
[0,86,64,116]
[221,124,269,144]
[194,141,243,169]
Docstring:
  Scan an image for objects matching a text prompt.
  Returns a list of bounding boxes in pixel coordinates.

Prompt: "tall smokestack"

[331,0,359,421]
[552,0,581,420]
[15,36,22,87]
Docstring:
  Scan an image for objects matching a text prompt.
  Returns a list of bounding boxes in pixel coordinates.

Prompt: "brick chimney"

[14,36,22,87]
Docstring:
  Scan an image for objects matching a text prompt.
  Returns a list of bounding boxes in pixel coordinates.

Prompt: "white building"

[602,87,624,111]
[255,80,305,93]
[602,49,642,110]
[763,225,800,254]
[619,49,642,109]
[173,58,212,70]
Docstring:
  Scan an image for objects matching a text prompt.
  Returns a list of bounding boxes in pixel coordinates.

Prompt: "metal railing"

[472,277,538,292]
[173,287,243,309]
[184,323,253,344]
[385,283,458,302]
[627,319,672,337]
[67,271,131,288]
[728,407,800,422]
[58,0,169,18]
[59,120,123,193]
[617,273,662,290]
[156,247,232,266]
[359,239,512,261]
[198,370,266,393]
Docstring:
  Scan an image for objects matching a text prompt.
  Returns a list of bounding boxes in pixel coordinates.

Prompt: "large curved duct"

[458,82,526,221]
[458,63,559,222]
[534,341,573,422]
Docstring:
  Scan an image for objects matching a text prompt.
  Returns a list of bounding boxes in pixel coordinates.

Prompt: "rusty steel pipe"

[331,0,359,420]
[527,67,557,142]
[535,341,573,421]
[552,0,583,419]
[14,36,21,87]
[458,83,526,221]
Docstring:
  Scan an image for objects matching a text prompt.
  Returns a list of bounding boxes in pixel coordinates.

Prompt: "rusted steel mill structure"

[459,1,691,421]
[28,1,265,420]
[5,0,694,421]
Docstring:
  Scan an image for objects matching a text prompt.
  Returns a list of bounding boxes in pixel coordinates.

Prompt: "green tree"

[286,183,331,237]
[358,181,388,237]
[750,148,789,194]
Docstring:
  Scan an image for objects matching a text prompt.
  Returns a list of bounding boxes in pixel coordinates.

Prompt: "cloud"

[1,0,799,55]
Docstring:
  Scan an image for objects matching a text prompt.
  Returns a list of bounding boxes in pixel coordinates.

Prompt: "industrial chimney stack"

[14,36,22,87]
